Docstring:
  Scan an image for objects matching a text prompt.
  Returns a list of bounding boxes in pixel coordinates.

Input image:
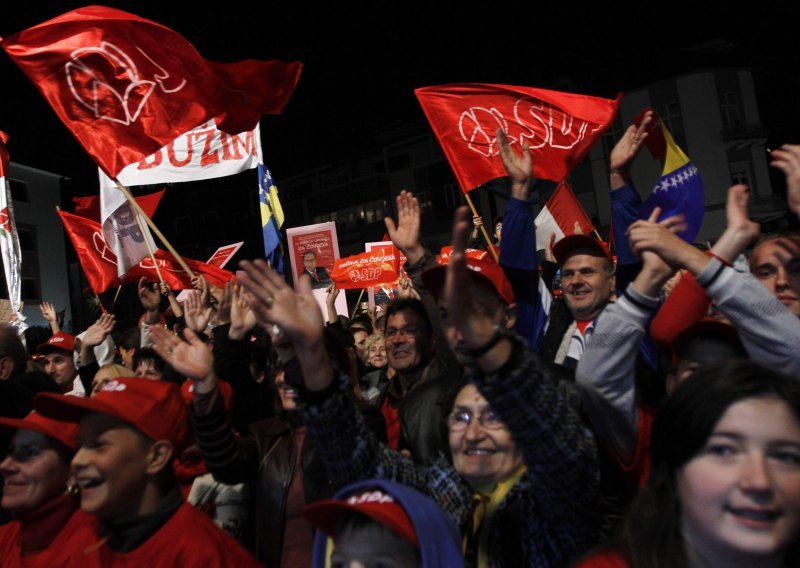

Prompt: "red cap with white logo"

[422,247,515,306]
[304,489,418,546]
[36,332,76,355]
[0,410,78,450]
[34,377,190,451]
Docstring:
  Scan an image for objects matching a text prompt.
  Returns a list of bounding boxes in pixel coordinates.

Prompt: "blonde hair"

[96,363,135,379]
[361,333,385,364]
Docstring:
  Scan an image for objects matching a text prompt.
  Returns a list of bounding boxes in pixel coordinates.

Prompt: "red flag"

[534,181,595,250]
[330,247,399,290]
[58,209,118,293]
[415,84,620,191]
[72,188,165,221]
[58,209,233,293]
[0,131,9,177]
[2,6,302,178]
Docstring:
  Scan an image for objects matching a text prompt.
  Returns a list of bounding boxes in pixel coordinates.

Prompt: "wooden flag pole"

[129,202,167,288]
[113,180,196,279]
[592,228,603,242]
[351,288,365,319]
[111,285,123,311]
[463,191,499,263]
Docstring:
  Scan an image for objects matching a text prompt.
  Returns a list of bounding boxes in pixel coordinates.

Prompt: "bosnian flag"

[0,132,25,331]
[98,173,159,277]
[637,109,704,242]
[534,181,594,250]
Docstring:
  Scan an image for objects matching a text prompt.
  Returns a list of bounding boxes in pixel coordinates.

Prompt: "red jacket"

[45,501,260,567]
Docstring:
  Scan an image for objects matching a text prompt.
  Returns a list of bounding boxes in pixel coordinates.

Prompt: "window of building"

[387,153,410,172]
[416,191,432,213]
[17,226,36,252]
[719,91,743,129]
[8,179,29,203]
[443,183,461,209]
[729,160,753,189]
[655,102,686,141]
[21,278,39,302]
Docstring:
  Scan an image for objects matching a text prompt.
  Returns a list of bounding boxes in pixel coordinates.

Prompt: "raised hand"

[39,301,60,333]
[442,207,500,353]
[394,272,419,300]
[770,144,800,217]
[215,280,234,325]
[183,290,213,333]
[709,184,760,263]
[229,282,256,341]
[83,313,116,348]
[138,277,161,312]
[496,128,532,200]
[627,211,707,275]
[544,232,557,264]
[238,259,332,390]
[325,282,339,306]
[150,325,215,387]
[609,111,653,189]
[238,260,325,347]
[384,191,423,265]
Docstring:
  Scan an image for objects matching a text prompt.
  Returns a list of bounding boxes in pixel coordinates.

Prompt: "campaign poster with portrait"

[286,222,347,318]
[364,241,407,312]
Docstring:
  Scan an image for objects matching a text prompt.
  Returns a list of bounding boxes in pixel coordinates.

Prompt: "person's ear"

[503,305,516,329]
[145,440,175,475]
[0,356,15,380]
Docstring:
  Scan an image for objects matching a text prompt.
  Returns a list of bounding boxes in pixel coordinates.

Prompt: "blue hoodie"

[311,479,465,568]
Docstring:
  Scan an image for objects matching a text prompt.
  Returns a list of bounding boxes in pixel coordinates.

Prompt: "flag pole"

[113,180,196,279]
[111,285,123,310]
[129,202,167,288]
[350,288,365,319]
[463,191,499,263]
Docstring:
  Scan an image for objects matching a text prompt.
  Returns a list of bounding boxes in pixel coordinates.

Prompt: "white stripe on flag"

[534,205,566,251]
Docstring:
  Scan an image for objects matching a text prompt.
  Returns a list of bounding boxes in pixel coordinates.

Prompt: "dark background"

[2,1,799,193]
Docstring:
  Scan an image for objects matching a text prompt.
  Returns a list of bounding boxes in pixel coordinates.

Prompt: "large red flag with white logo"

[2,5,302,178]
[534,181,595,250]
[415,84,619,191]
[58,210,233,293]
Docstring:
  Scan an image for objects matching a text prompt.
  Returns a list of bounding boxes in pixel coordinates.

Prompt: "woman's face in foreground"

[678,397,800,564]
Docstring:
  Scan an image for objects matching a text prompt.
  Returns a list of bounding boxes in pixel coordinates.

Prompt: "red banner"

[58,210,233,293]
[2,6,302,177]
[72,189,164,221]
[415,84,619,191]
[331,247,399,290]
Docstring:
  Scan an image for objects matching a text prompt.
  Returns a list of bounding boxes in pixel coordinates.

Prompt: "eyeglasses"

[447,408,504,431]
[384,326,418,340]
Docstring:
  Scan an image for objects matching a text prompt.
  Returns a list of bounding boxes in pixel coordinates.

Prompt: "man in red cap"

[33,377,259,566]
[36,332,80,394]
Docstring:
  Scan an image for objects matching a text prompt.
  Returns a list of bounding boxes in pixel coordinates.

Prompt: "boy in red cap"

[34,377,259,566]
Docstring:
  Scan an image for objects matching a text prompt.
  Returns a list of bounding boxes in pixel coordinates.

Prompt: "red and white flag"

[2,5,301,178]
[0,132,25,329]
[98,176,159,277]
[534,181,595,250]
[330,247,399,290]
[58,210,234,294]
[102,120,262,187]
[415,84,619,191]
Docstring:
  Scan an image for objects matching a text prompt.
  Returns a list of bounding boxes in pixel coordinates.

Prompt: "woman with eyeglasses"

[0,411,86,565]
[576,360,800,568]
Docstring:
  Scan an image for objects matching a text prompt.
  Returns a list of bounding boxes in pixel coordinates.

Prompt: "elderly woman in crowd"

[226,206,602,567]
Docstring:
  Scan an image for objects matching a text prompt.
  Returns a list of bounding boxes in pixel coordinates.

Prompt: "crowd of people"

[0,116,799,567]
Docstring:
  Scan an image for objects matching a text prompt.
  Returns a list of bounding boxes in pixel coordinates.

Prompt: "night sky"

[1,1,799,197]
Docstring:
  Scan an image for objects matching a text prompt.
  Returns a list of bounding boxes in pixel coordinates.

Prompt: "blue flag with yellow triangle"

[638,109,705,242]
[258,163,285,274]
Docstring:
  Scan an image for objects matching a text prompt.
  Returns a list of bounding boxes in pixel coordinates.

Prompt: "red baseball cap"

[552,234,612,265]
[422,247,515,306]
[666,319,745,367]
[34,378,190,451]
[36,332,76,355]
[304,489,418,547]
[0,410,78,450]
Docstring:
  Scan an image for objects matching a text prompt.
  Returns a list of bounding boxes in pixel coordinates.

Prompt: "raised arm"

[576,209,682,465]
[771,144,800,218]
[39,301,60,334]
